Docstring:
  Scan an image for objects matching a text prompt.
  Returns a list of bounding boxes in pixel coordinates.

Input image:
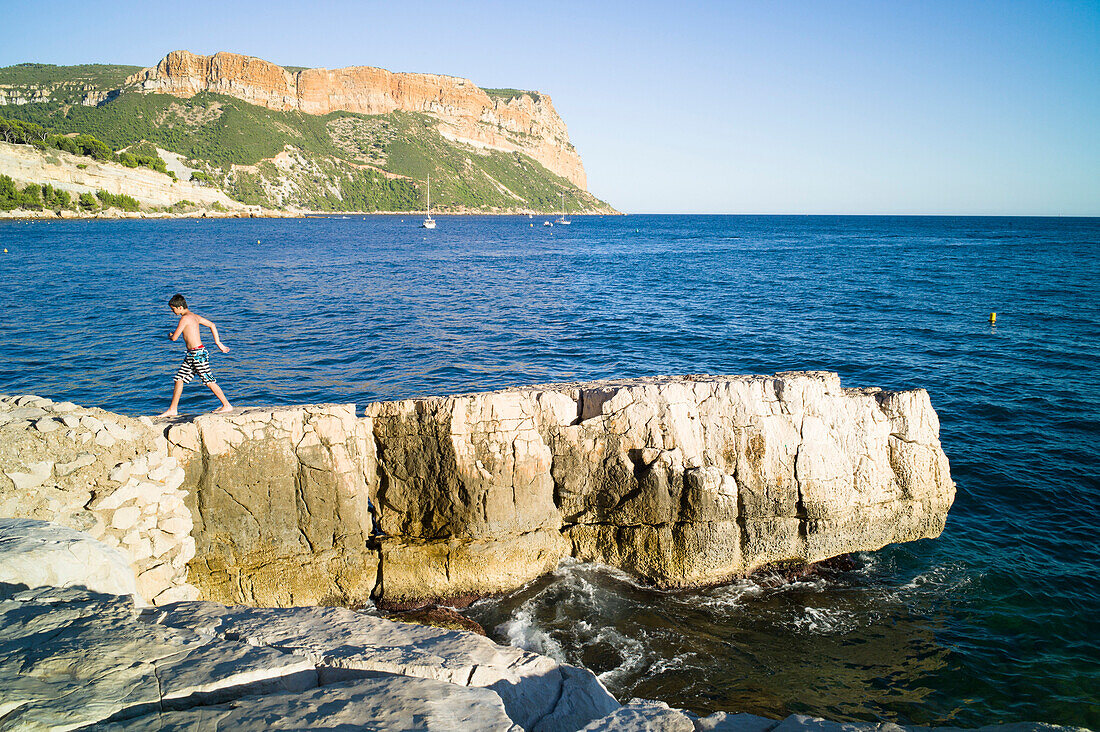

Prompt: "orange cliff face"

[126,50,587,190]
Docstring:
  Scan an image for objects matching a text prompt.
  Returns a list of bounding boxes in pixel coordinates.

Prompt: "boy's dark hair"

[169,294,187,309]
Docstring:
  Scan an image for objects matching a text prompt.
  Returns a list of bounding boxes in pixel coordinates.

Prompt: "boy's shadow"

[150,414,200,426]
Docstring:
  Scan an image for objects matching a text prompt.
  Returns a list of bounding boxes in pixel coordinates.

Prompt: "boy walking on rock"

[157,294,232,417]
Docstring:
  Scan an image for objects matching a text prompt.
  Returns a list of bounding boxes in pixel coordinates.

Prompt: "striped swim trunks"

[175,346,216,384]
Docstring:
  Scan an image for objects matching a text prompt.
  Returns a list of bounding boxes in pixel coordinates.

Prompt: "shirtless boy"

[157,294,232,417]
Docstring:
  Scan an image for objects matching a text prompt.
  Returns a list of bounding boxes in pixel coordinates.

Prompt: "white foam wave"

[790,606,860,634]
[899,562,974,593]
[497,608,566,661]
[854,551,880,575]
[592,626,648,686]
[697,578,764,609]
[645,651,700,676]
[552,557,656,591]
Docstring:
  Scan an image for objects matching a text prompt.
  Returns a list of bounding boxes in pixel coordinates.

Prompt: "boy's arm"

[197,315,230,353]
[169,319,185,342]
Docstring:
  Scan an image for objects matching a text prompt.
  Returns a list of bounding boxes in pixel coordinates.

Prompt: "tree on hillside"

[0,175,18,210]
[0,118,29,144]
[75,134,112,161]
[18,183,43,210]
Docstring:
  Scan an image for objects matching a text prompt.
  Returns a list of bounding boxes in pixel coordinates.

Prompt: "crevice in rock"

[625,448,652,482]
[370,430,390,533]
[294,461,316,554]
[609,485,645,515]
[570,392,585,426]
[889,432,921,445]
[152,655,167,713]
[90,667,322,728]
[370,541,384,603]
[528,666,567,732]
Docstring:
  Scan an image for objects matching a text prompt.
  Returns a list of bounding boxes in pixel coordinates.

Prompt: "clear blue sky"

[2,0,1098,214]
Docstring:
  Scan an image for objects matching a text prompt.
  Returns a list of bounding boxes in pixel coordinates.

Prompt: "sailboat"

[420,174,436,229]
[556,191,571,225]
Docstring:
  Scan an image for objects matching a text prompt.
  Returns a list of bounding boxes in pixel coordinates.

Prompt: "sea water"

[1,215,1096,727]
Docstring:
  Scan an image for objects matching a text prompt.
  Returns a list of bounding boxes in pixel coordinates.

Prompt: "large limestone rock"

[3,371,955,609]
[363,372,954,604]
[152,601,618,732]
[0,394,197,605]
[162,404,377,607]
[551,373,954,586]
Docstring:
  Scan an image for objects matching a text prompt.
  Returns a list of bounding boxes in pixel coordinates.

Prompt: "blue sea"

[1,215,1097,728]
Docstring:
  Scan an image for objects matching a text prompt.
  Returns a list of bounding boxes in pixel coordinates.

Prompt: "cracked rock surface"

[163,404,376,607]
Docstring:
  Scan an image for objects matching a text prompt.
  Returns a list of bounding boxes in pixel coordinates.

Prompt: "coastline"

[0,207,292,221]
[0,207,623,221]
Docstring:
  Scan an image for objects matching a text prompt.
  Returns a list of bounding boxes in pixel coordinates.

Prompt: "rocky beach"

[0,372,1028,730]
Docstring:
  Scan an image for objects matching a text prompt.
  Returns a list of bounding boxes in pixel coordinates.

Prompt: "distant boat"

[556,191,571,225]
[420,174,436,229]
[543,220,553,227]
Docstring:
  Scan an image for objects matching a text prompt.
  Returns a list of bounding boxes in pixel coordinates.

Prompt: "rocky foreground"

[0,375,1086,730]
[1,519,1085,731]
[1,372,955,610]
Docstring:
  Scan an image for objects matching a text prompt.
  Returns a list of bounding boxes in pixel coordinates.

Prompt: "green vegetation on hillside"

[0,62,611,213]
[0,93,336,167]
[0,173,140,214]
[0,115,171,175]
[95,189,140,211]
[376,112,579,211]
[483,88,541,103]
[0,175,71,211]
[0,62,141,101]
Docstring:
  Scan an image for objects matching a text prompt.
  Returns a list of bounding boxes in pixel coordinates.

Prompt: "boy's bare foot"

[212,405,233,414]
[156,409,178,418]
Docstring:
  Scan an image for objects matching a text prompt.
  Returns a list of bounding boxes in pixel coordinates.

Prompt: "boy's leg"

[206,381,233,413]
[157,380,185,418]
